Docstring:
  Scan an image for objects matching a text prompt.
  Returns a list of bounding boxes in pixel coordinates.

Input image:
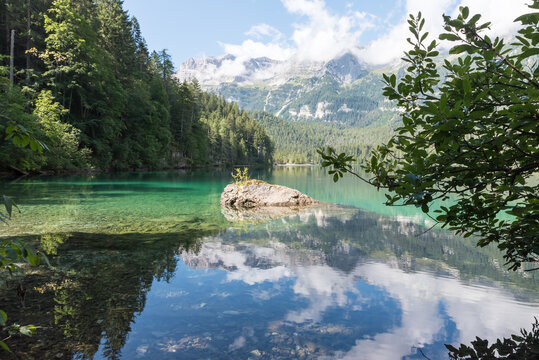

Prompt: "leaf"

[25,247,39,266]
[449,44,476,54]
[514,12,539,25]
[12,136,21,147]
[439,33,460,41]
[0,310,6,325]
[477,21,491,30]
[3,195,13,218]
[19,325,36,336]
[333,173,339,182]
[29,140,40,152]
[519,47,539,59]
[467,14,481,26]
[515,35,530,46]
[0,341,10,352]
[461,6,469,19]
[5,125,15,135]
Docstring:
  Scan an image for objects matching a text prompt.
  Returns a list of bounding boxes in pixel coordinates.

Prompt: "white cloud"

[184,0,532,82]
[283,0,375,62]
[227,265,291,285]
[218,0,528,68]
[330,262,537,360]
[358,0,530,65]
[358,0,457,65]
[245,23,284,42]
[220,39,292,61]
[218,0,375,65]
[285,265,360,323]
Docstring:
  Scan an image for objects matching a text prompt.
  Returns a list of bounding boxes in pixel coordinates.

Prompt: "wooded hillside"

[0,0,273,172]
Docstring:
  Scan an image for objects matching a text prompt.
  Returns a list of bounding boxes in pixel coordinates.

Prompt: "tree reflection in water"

[1,227,209,360]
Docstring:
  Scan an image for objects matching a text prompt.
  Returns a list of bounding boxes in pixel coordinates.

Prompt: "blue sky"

[123,0,529,67]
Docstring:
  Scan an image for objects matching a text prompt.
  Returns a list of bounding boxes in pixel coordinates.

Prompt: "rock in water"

[221,205,301,224]
[220,181,318,208]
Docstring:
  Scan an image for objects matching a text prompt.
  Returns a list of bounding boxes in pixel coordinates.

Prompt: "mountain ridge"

[176,52,398,126]
[177,51,372,86]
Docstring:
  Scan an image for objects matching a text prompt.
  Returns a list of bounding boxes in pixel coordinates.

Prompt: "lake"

[0,167,537,360]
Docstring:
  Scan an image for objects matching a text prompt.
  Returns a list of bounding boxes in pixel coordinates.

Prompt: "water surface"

[0,167,537,360]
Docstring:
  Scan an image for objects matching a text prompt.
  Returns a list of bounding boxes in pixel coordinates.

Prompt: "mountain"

[177,54,283,85]
[176,52,398,127]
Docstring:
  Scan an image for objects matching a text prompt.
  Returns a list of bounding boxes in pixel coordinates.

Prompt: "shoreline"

[275,163,317,167]
[0,163,322,179]
[0,163,277,180]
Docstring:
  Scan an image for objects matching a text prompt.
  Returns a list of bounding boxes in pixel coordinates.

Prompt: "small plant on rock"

[231,167,250,185]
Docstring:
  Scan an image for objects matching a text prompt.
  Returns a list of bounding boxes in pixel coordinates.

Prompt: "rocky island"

[220,180,318,208]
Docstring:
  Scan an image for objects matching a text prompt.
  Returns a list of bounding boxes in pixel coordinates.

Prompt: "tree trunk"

[26,0,31,83]
[9,29,15,86]
[4,10,9,55]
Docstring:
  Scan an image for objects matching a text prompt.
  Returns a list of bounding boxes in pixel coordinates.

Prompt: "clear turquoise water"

[0,167,537,360]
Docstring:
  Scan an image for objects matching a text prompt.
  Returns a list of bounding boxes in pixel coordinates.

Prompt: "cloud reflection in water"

[180,205,538,358]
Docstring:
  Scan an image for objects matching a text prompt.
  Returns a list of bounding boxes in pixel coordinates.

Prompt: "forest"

[0,0,274,173]
[252,111,393,164]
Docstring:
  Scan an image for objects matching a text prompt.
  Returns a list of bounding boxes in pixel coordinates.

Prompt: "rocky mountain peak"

[176,52,368,86]
[324,52,368,83]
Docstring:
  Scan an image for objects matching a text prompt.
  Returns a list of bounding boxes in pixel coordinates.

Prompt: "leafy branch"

[320,4,539,271]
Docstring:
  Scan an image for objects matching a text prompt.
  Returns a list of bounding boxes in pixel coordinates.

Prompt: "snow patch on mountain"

[176,52,369,86]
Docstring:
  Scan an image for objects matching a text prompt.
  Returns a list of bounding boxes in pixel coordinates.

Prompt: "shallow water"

[0,167,537,360]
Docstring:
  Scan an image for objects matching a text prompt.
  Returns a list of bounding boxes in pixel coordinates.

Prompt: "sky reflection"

[179,237,537,359]
[98,205,538,359]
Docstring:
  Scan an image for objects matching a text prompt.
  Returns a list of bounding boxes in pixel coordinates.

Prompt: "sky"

[123,0,530,67]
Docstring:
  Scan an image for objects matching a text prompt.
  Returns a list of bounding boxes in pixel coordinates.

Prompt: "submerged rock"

[220,180,318,208]
[221,205,302,224]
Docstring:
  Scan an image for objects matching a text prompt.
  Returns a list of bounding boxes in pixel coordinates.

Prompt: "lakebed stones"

[220,180,318,209]
[220,205,301,224]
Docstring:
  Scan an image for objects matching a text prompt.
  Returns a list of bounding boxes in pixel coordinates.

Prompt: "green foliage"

[0,197,43,352]
[0,0,273,171]
[0,222,44,352]
[231,167,250,185]
[0,65,45,171]
[4,123,45,153]
[0,195,20,225]
[0,319,37,353]
[198,93,273,166]
[321,5,539,271]
[319,147,356,183]
[446,318,539,359]
[1,119,48,353]
[40,232,68,256]
[253,111,389,164]
[34,90,91,169]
